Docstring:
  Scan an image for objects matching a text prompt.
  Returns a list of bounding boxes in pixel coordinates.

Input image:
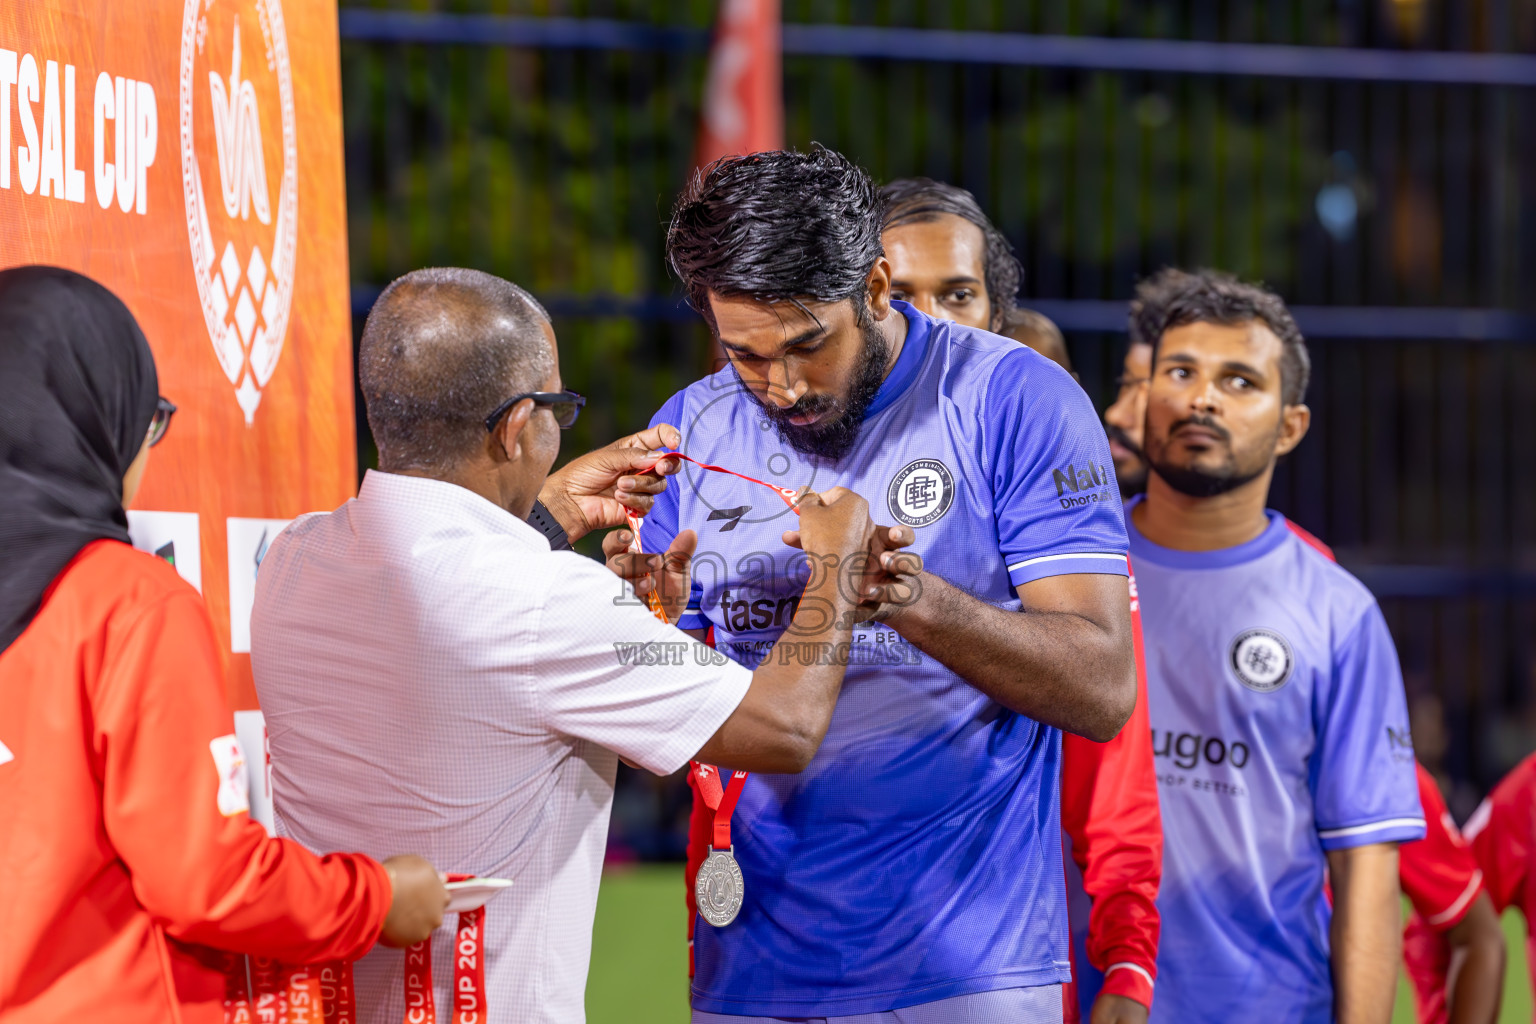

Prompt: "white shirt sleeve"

[530,553,751,775]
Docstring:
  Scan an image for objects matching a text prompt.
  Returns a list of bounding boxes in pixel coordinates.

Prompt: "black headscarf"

[0,266,159,654]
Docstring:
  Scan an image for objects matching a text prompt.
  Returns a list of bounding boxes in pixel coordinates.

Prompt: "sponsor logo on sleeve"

[209,733,251,816]
[1386,725,1415,763]
[887,458,954,528]
[1229,627,1295,692]
[1051,459,1114,509]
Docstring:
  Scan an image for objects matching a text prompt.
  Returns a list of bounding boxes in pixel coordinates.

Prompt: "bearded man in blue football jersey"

[612,145,1138,1023]
[1128,270,1424,1024]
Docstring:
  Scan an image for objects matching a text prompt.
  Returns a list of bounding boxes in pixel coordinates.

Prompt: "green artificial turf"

[588,865,692,1023]
[1392,903,1532,1024]
[587,867,1534,1023]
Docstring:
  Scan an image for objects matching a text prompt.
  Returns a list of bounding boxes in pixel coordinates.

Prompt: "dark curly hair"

[879,177,1021,331]
[1140,268,1311,406]
[666,145,887,328]
[1127,267,1199,350]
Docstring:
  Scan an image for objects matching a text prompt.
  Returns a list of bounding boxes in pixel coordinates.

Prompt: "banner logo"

[180,0,297,424]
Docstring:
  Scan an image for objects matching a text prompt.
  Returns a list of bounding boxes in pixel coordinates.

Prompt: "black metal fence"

[337,0,1536,828]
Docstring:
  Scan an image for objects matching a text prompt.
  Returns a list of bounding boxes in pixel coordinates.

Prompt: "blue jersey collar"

[1124,495,1291,569]
[862,301,931,421]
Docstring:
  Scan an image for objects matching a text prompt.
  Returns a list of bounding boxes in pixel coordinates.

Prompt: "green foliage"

[339,0,1529,463]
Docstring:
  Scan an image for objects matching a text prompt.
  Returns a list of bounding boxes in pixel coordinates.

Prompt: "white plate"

[445,877,513,913]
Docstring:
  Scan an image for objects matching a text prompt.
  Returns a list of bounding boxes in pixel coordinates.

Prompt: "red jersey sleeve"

[93,586,391,963]
[1399,763,1483,930]
[1466,753,1536,1018]
[1465,754,1536,917]
[1060,565,1162,1009]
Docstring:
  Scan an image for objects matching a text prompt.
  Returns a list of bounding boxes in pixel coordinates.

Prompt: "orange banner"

[0,0,354,710]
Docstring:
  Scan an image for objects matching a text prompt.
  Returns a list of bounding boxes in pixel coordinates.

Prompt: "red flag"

[695,0,784,168]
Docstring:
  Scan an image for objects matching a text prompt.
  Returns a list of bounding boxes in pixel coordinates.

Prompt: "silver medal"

[695,846,745,927]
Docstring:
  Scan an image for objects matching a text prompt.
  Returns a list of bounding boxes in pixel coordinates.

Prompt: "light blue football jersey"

[639,302,1129,1016]
[1121,499,1424,1024]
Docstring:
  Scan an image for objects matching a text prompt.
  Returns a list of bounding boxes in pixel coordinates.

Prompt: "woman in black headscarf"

[0,265,164,651]
[0,267,444,1024]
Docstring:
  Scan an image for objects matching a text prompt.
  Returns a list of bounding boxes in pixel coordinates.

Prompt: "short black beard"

[1106,423,1149,498]
[1146,415,1271,499]
[754,318,890,462]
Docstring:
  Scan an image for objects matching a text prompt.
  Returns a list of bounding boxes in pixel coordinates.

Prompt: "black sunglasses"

[147,397,177,447]
[484,390,586,434]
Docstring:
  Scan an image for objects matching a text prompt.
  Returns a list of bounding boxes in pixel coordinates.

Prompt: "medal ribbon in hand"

[622,451,801,622]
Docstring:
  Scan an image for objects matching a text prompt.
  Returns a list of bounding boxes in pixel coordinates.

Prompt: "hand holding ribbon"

[537,424,686,544]
[603,451,923,626]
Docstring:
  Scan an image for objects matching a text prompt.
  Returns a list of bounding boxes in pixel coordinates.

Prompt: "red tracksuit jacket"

[1400,762,1488,1024]
[0,541,392,1024]
[1060,563,1163,1017]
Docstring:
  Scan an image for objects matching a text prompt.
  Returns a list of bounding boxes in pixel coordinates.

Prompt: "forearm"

[535,486,587,542]
[1328,844,1402,1024]
[165,838,391,962]
[1445,896,1505,1024]
[700,572,857,773]
[885,571,1134,741]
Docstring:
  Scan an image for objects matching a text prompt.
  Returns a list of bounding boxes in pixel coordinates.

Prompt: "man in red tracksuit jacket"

[1059,565,1163,1022]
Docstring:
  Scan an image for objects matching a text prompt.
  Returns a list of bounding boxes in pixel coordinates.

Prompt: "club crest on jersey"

[887,459,955,528]
[1229,628,1295,693]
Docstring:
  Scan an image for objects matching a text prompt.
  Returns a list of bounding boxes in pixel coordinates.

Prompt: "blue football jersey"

[638,303,1129,1016]
[1123,499,1424,1024]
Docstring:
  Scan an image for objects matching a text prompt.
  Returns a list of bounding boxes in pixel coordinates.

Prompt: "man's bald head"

[360,267,554,475]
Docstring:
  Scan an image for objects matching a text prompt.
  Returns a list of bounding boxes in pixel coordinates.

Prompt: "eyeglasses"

[147,397,177,447]
[484,390,586,433]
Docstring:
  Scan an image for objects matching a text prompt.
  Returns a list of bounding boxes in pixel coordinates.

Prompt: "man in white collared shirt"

[251,268,917,1024]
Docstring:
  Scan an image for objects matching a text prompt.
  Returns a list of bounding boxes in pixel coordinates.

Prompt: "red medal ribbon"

[223,952,254,1024]
[646,451,802,510]
[402,939,435,1024]
[250,957,288,1024]
[623,450,802,623]
[284,965,323,1024]
[624,454,771,891]
[692,762,749,850]
[319,961,355,1024]
[224,874,488,1024]
[448,871,487,1024]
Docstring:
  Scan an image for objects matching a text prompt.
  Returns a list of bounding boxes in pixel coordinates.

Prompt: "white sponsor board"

[126,509,202,592]
[226,516,290,653]
[233,709,273,834]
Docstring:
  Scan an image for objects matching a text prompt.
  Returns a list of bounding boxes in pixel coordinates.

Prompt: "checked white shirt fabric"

[251,470,750,1024]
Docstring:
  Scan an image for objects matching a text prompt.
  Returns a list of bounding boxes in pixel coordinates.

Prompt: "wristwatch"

[527,500,572,551]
